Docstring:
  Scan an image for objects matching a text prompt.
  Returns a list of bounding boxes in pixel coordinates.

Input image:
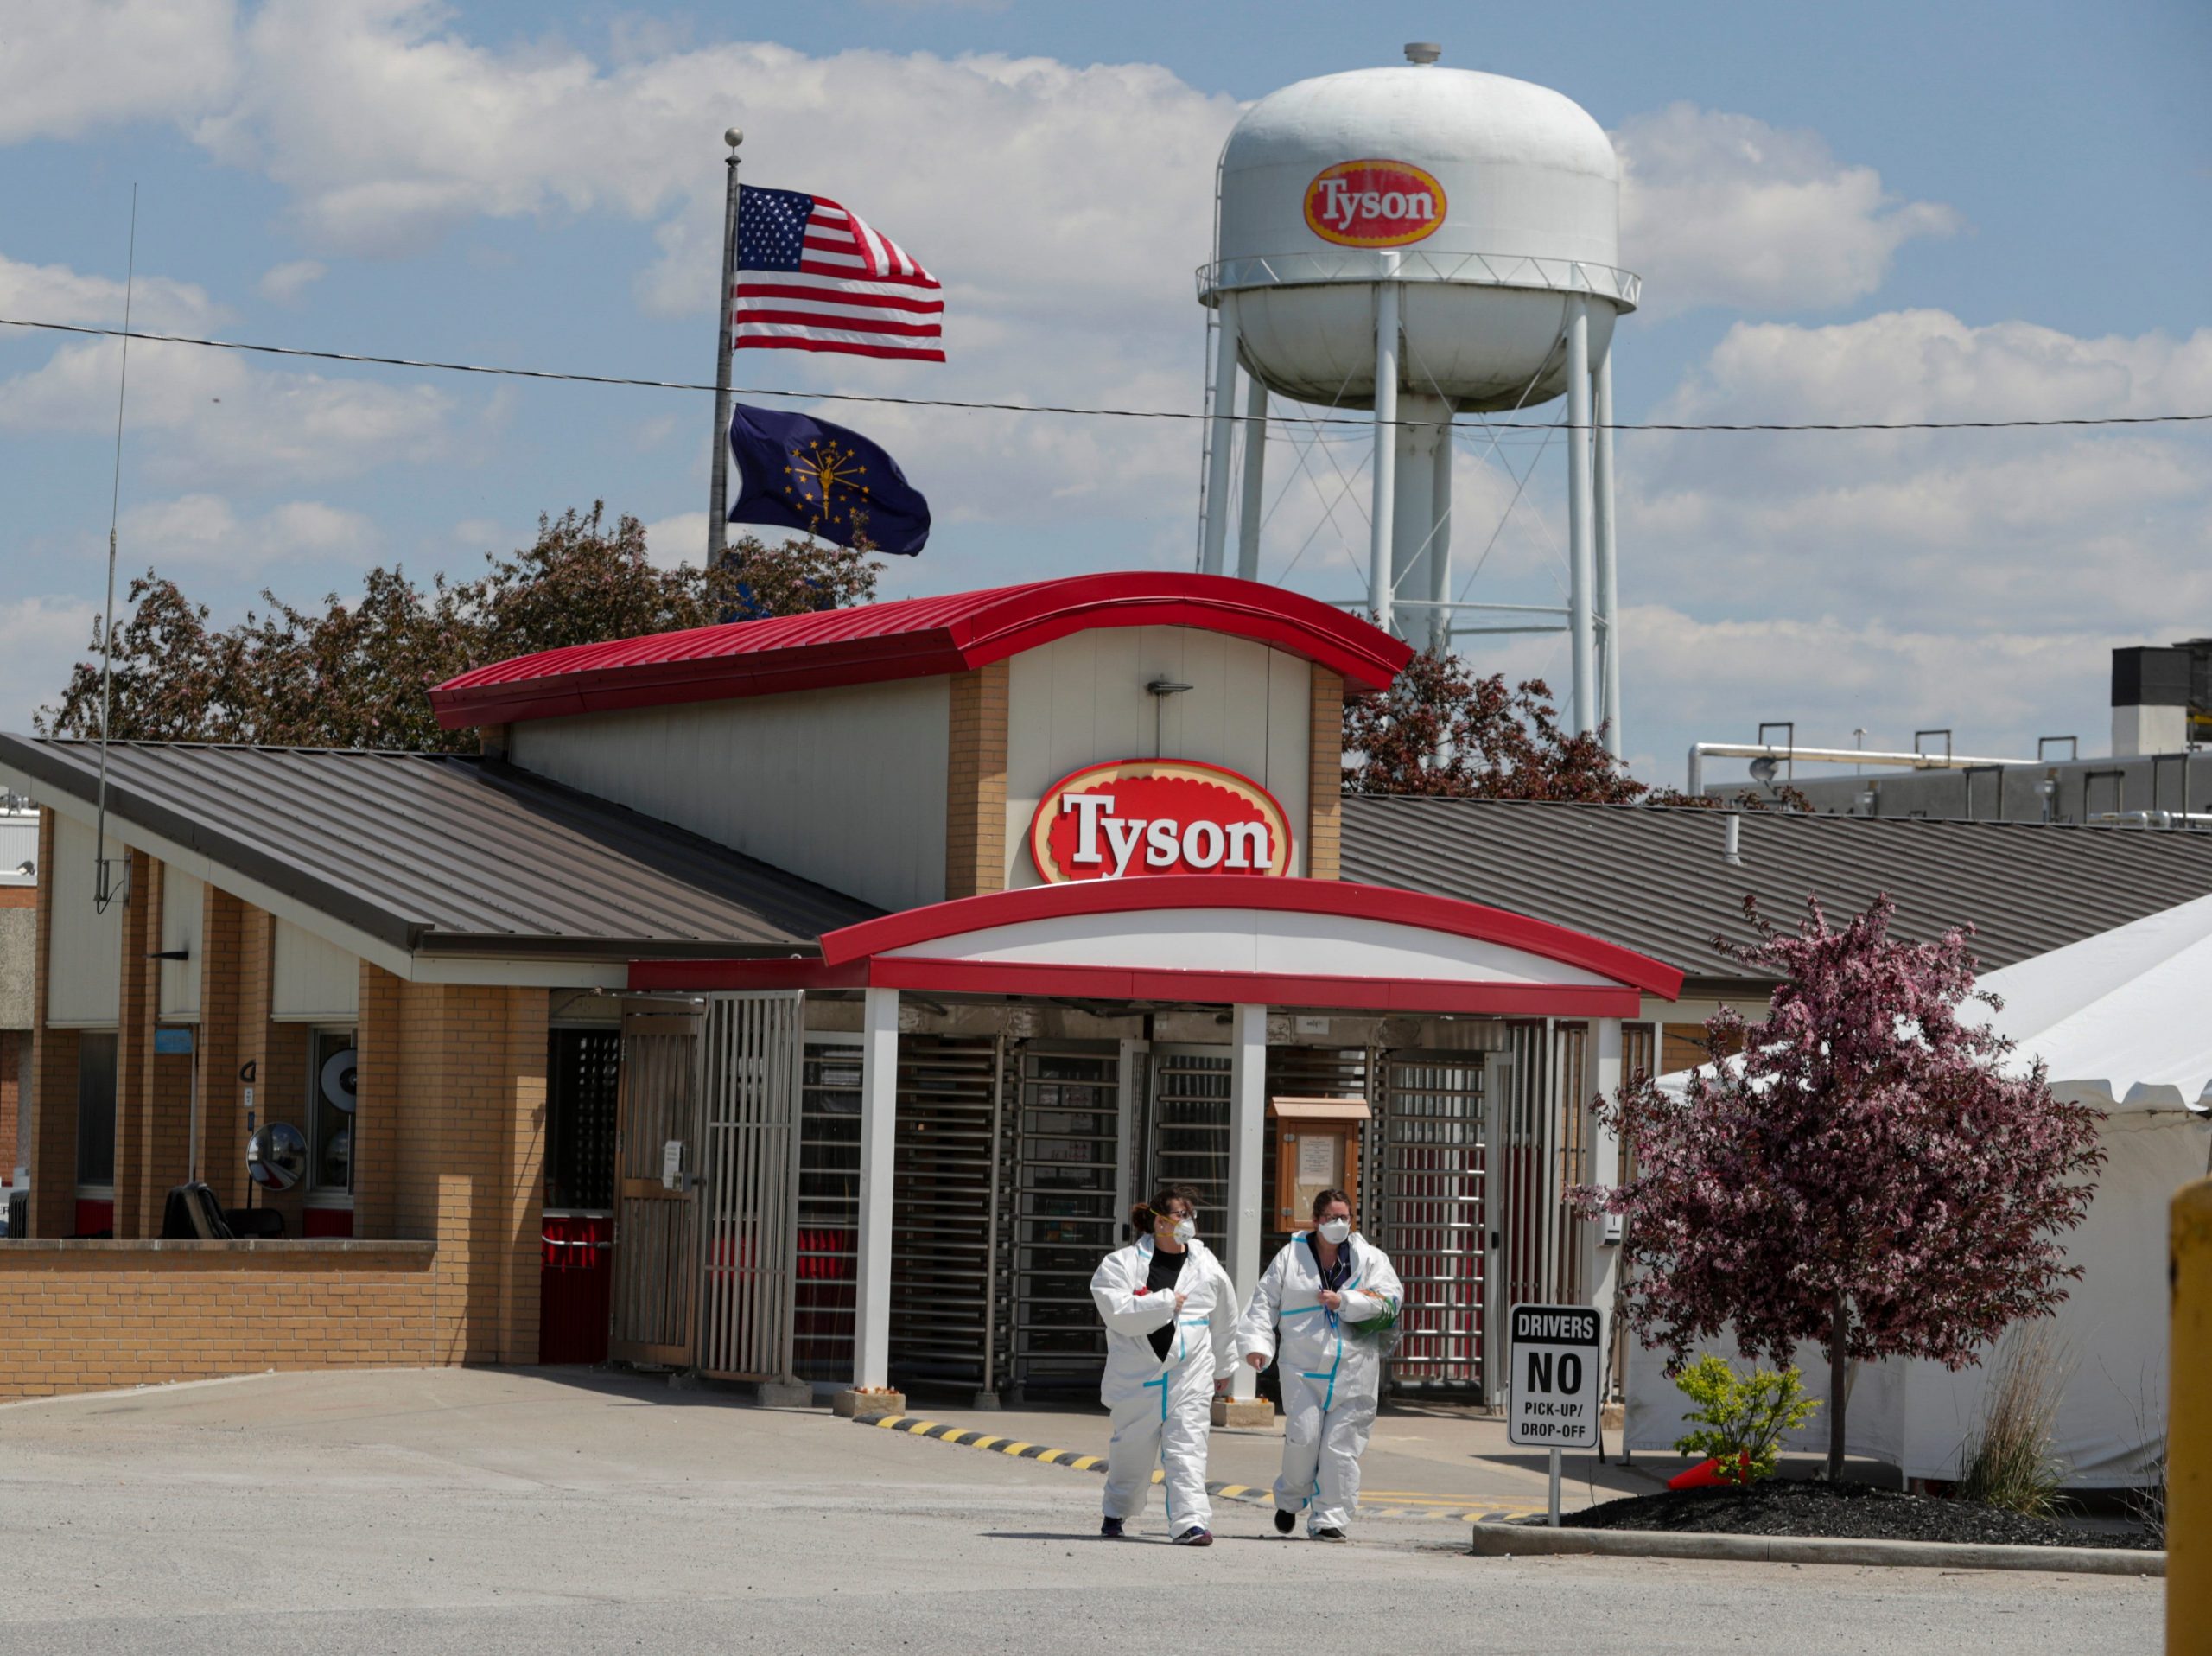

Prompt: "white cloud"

[0,0,238,143]
[256,258,326,304]
[641,511,709,572]
[0,334,454,485]
[132,9,1239,538]
[0,252,222,332]
[1604,309,2212,774]
[1620,605,2133,767]
[1632,312,2212,625]
[0,595,102,736]
[1615,105,1959,316]
[116,494,378,571]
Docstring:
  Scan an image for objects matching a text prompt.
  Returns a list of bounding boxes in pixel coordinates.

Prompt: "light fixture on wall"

[1146,678,1194,757]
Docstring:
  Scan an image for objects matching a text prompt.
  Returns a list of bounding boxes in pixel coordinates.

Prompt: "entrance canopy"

[631,876,1683,1016]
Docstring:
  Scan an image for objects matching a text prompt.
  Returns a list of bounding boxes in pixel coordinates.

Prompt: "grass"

[1955,1327,2069,1518]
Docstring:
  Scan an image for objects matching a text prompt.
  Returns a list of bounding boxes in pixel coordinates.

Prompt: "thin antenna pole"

[94,184,138,914]
[706,129,743,567]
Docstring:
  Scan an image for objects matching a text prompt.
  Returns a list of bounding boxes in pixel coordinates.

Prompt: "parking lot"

[0,1367,2159,1653]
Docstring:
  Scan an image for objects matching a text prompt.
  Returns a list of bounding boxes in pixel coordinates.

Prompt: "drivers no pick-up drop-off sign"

[1507,1303,1601,1449]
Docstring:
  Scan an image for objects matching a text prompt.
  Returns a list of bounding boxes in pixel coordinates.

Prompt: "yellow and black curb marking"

[853,1414,1541,1523]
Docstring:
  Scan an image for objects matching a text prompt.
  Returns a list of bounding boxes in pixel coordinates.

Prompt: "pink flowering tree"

[1573,894,2107,1480]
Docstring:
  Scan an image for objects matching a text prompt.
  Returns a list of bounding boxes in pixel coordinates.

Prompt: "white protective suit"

[1090,1235,1240,1535]
[1238,1231,1404,1534]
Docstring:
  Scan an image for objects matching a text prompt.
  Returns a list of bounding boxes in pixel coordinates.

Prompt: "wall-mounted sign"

[1303,159,1446,248]
[1030,759,1294,882]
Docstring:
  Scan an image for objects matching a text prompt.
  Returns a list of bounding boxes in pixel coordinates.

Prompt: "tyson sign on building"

[1303,159,1446,248]
[1031,761,1294,882]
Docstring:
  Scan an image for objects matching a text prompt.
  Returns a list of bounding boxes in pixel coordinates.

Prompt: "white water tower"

[1196,45,1639,748]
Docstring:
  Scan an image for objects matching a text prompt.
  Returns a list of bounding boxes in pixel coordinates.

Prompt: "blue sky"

[3,0,2208,785]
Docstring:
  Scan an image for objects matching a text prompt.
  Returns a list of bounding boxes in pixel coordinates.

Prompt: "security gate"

[610,1006,703,1366]
[1146,1047,1232,1253]
[1007,1044,1122,1397]
[695,991,805,1383]
[792,1035,863,1384]
[1376,1052,1487,1396]
[888,1036,1008,1393]
[1489,1020,1551,1390]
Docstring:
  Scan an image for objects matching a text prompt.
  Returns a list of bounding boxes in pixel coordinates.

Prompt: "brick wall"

[944,659,1010,900]
[195,886,245,1208]
[0,1240,438,1401]
[1307,667,1344,881]
[22,825,551,1383]
[0,1028,18,1181]
[356,966,546,1365]
[29,811,78,1239]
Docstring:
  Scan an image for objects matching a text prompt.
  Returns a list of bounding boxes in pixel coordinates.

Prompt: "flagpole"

[707,126,743,566]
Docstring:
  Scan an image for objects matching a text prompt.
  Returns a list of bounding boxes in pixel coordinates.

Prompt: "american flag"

[734,187,944,362]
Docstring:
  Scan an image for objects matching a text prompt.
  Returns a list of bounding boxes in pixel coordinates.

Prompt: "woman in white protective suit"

[1090,1183,1240,1545]
[1238,1187,1404,1541]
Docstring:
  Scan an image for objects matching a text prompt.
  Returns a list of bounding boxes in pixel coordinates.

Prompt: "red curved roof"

[431,572,1412,729]
[818,877,1686,999]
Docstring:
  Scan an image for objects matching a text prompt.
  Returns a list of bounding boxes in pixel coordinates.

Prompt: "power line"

[4,314,2210,435]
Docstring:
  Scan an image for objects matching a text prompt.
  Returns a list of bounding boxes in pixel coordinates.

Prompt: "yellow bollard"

[2173,1178,2212,1654]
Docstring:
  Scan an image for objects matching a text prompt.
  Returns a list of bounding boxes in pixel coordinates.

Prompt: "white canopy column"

[854,984,899,1390]
[1225,1001,1268,1401]
[1587,1017,1624,1328]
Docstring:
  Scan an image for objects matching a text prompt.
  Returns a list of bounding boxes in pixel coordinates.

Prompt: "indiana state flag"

[727,403,930,556]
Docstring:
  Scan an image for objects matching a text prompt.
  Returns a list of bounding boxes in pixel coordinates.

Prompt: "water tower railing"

[1198,250,1639,309]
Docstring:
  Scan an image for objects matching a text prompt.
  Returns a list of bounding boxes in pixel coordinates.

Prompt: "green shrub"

[1672,1355,1821,1484]
[1957,1329,2069,1517]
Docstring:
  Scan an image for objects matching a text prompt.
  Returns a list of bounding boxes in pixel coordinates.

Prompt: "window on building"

[546,1029,620,1210]
[308,1028,357,1195]
[75,1032,118,1188]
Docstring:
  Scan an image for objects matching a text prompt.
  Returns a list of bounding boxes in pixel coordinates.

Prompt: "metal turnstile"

[1007,1044,1122,1398]
[888,1036,1007,1394]
[792,1036,861,1385]
[1376,1051,1487,1397]
[1146,1047,1232,1253]
[1489,1020,1551,1390]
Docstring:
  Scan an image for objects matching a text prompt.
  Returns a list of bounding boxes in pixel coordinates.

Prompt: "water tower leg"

[1594,343,1623,757]
[1389,393,1451,654]
[1429,410,1454,653]
[1566,296,1597,735]
[1235,376,1268,581]
[1370,269,1401,639]
[1200,298,1243,576]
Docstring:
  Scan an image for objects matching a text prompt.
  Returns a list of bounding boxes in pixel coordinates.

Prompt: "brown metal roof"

[0,737,876,959]
[1341,796,2212,985]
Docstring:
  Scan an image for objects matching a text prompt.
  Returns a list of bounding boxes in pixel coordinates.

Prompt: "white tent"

[1623,893,2212,1485]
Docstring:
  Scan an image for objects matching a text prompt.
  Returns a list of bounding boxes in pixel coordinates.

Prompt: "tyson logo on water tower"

[1303,160,1447,248]
[1030,760,1294,883]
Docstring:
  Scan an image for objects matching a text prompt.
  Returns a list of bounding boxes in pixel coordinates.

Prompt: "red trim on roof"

[815,876,1685,999]
[431,572,1411,729]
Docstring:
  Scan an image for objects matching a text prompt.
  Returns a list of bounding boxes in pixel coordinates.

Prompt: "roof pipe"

[1685,742,2038,799]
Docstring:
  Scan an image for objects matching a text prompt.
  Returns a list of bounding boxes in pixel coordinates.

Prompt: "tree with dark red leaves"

[1572,895,2106,1480]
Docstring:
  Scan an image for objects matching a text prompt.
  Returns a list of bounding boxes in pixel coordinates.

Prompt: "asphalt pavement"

[0,1367,2160,1654]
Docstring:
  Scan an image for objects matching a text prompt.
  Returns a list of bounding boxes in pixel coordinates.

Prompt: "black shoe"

[1173,1527,1213,1546]
[1274,1509,1296,1535]
[1100,1516,1125,1539]
[1312,1526,1347,1542]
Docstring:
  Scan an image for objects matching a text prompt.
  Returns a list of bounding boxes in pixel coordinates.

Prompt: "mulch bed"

[1565,1478,2159,1551]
